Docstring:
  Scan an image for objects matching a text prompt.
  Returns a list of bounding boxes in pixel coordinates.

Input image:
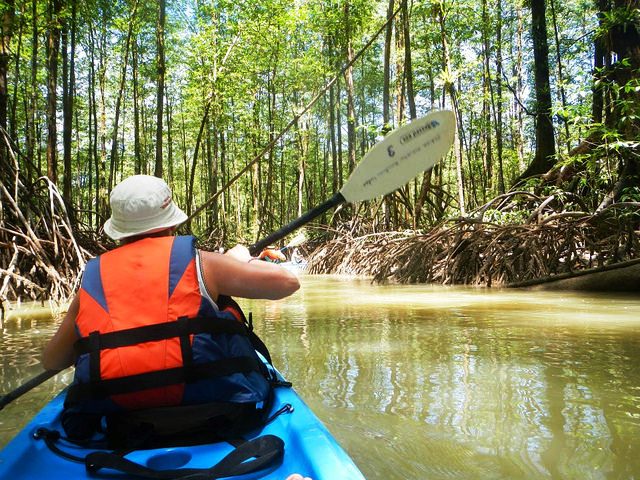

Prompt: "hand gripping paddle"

[250,110,455,254]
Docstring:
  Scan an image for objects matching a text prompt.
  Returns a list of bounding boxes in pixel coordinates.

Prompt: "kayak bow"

[0,367,365,480]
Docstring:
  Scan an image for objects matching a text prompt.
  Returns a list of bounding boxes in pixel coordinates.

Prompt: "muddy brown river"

[1,275,639,479]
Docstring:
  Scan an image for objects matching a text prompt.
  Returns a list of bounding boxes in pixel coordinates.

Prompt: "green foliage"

[483,208,529,225]
[0,0,623,239]
[619,186,640,202]
[596,4,640,38]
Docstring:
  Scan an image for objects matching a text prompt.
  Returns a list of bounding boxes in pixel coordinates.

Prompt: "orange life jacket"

[67,235,271,414]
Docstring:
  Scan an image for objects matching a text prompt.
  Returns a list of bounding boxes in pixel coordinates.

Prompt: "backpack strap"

[84,435,284,480]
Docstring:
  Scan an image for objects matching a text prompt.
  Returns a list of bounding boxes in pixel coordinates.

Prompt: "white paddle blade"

[339,110,455,203]
[286,231,307,248]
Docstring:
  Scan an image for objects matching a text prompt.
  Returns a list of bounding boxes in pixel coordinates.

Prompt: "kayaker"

[258,245,287,263]
[291,247,304,264]
[42,174,300,442]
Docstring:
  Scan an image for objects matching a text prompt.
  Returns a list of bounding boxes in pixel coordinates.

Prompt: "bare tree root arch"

[0,136,100,317]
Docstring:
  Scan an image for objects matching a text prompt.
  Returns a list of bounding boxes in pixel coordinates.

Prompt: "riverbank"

[0,300,68,324]
[2,196,639,306]
[306,213,640,291]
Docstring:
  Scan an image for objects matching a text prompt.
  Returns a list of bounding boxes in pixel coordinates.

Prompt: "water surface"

[1,276,639,479]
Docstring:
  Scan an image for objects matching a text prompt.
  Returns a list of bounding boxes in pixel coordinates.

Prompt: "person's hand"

[258,248,286,263]
[225,244,252,263]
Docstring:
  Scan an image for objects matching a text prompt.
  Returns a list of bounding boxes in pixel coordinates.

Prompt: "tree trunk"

[62,0,76,206]
[0,0,14,136]
[343,2,357,174]
[187,101,211,221]
[46,0,63,183]
[437,2,465,214]
[133,37,142,174]
[591,0,607,125]
[266,61,278,232]
[549,0,571,151]
[61,10,69,193]
[88,23,100,227]
[154,0,166,178]
[414,14,435,226]
[9,4,21,143]
[481,0,493,193]
[596,0,640,208]
[519,0,556,180]
[297,120,306,219]
[402,0,418,228]
[382,0,394,228]
[336,80,344,188]
[382,0,394,134]
[402,0,416,120]
[166,94,174,185]
[219,130,228,239]
[495,0,505,193]
[394,16,405,126]
[98,21,107,206]
[329,80,338,195]
[513,2,526,171]
[207,112,218,231]
[26,0,38,180]
[108,1,136,191]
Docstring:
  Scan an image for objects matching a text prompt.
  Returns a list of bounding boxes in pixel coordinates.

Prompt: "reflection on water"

[248,277,640,480]
[2,276,640,479]
[0,315,73,446]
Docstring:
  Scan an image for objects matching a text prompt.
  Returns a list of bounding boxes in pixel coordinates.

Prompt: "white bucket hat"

[103,175,188,240]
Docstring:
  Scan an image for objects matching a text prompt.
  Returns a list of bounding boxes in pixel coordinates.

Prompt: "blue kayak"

[0,369,365,480]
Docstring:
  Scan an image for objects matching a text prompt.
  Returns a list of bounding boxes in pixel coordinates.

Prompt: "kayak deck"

[0,379,365,479]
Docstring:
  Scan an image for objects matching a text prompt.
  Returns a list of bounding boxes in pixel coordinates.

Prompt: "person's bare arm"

[200,246,300,300]
[42,294,79,371]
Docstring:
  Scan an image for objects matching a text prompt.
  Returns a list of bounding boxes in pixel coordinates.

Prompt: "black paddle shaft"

[0,369,59,411]
[249,192,345,256]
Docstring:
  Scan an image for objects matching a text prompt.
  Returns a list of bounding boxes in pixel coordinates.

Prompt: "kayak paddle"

[279,232,307,252]
[249,109,455,254]
[0,110,454,411]
[0,369,60,411]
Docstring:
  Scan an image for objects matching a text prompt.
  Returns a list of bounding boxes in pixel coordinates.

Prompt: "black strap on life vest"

[66,356,263,402]
[217,295,273,364]
[73,315,249,354]
[67,314,266,403]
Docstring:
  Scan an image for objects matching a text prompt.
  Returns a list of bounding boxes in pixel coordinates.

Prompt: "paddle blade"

[285,231,307,248]
[339,110,455,203]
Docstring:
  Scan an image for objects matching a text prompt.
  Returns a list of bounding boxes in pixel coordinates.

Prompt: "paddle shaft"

[249,193,345,256]
[0,369,59,411]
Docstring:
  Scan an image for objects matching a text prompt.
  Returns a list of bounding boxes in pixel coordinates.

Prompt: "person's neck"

[121,228,176,245]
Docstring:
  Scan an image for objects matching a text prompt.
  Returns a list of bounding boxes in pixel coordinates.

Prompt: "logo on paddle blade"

[399,120,440,145]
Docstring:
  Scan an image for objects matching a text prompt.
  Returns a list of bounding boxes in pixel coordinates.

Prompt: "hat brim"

[103,205,188,240]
